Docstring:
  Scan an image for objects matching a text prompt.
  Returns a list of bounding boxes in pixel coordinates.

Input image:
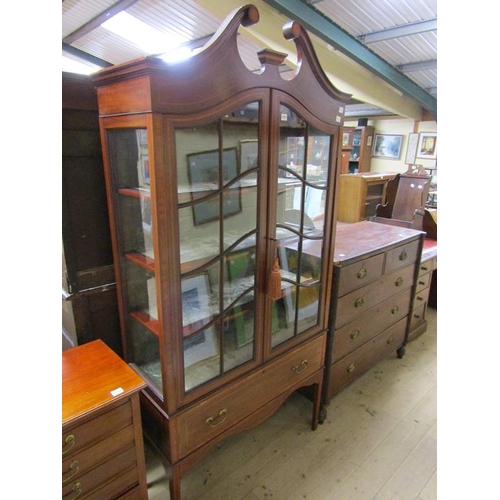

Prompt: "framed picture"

[187,147,242,225]
[416,132,437,159]
[372,134,404,159]
[239,139,258,172]
[181,273,218,368]
[405,133,419,164]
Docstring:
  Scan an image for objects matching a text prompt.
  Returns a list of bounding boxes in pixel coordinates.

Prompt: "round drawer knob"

[347,363,356,373]
[391,306,399,315]
[350,329,360,340]
[357,268,367,279]
[395,277,403,287]
[399,250,408,261]
[354,297,364,308]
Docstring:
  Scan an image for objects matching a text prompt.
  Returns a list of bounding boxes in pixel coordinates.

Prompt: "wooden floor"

[146,307,437,500]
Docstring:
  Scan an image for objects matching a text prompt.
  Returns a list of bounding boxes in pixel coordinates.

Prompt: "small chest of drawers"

[62,340,148,499]
[324,221,424,401]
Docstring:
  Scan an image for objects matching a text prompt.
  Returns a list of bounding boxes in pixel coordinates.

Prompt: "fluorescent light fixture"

[102,11,186,54]
[62,55,101,75]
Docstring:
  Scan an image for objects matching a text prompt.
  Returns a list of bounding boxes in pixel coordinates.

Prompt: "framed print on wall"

[372,133,404,159]
[416,132,437,159]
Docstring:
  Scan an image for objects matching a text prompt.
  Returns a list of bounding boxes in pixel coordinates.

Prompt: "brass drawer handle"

[62,434,75,456]
[418,280,426,285]
[399,250,408,261]
[64,482,82,500]
[350,329,360,340]
[387,335,395,345]
[354,297,364,308]
[62,460,80,484]
[421,265,429,271]
[395,277,403,287]
[347,362,356,373]
[413,313,421,319]
[206,409,228,428]
[391,306,399,315]
[357,268,367,279]
[292,360,309,374]
[417,296,423,301]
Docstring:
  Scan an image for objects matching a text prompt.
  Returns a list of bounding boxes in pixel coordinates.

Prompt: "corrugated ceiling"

[62,0,436,118]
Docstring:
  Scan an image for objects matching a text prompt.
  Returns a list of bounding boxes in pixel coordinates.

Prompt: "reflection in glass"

[272,106,332,348]
[176,102,261,392]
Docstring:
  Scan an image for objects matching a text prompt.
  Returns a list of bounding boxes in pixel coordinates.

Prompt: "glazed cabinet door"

[268,95,337,355]
[171,97,267,401]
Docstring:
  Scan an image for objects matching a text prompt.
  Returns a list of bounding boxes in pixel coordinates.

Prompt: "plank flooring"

[146,307,437,500]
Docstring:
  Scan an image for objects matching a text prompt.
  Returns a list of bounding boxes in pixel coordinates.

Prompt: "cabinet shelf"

[130,310,160,336]
[125,252,155,272]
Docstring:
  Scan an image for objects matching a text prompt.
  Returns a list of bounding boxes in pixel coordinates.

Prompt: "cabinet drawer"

[177,335,325,458]
[62,445,137,499]
[415,271,431,293]
[385,239,420,274]
[414,286,431,308]
[62,400,132,458]
[327,319,406,398]
[333,288,412,361]
[419,256,436,276]
[410,303,426,329]
[337,252,385,296]
[62,425,135,485]
[335,265,416,328]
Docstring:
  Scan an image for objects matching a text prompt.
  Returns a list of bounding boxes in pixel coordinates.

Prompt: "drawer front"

[413,286,431,309]
[385,239,420,274]
[327,319,407,398]
[419,256,436,276]
[62,445,137,499]
[410,303,426,329]
[415,271,431,293]
[337,252,385,296]
[333,288,412,361]
[335,265,416,328]
[62,425,135,486]
[177,335,325,458]
[62,399,132,458]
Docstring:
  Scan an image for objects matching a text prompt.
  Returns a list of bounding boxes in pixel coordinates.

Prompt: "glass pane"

[223,297,255,371]
[108,129,150,190]
[272,106,332,348]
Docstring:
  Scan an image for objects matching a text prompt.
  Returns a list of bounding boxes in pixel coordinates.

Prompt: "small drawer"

[62,400,132,458]
[335,265,416,328]
[62,425,135,485]
[410,303,426,329]
[333,288,412,361]
[414,284,431,305]
[326,318,407,399]
[415,271,431,293]
[177,335,325,458]
[418,256,436,276]
[337,252,385,296]
[385,239,420,274]
[62,445,137,499]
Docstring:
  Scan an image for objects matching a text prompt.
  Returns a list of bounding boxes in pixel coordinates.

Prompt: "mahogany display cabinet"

[92,5,351,499]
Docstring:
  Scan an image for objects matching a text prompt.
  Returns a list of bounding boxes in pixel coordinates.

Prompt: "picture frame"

[239,139,258,172]
[405,132,419,164]
[372,133,404,159]
[187,147,242,225]
[416,132,437,159]
[181,273,218,368]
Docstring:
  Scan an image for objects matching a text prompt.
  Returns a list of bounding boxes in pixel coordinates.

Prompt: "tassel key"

[268,257,282,300]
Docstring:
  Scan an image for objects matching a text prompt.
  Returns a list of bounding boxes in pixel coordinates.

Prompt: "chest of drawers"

[408,238,437,342]
[62,340,148,499]
[323,221,424,402]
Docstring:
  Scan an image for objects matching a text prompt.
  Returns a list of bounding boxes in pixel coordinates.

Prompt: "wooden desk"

[62,340,148,499]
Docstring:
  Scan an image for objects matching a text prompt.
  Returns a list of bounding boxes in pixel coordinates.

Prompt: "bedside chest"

[62,340,148,499]
[323,222,424,402]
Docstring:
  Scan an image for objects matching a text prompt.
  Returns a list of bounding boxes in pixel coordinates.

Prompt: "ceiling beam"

[63,0,139,44]
[262,0,437,118]
[62,43,112,68]
[398,59,437,72]
[359,18,437,44]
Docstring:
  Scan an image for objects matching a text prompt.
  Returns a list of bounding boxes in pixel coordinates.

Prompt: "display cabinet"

[340,127,354,174]
[348,125,375,173]
[92,6,350,499]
